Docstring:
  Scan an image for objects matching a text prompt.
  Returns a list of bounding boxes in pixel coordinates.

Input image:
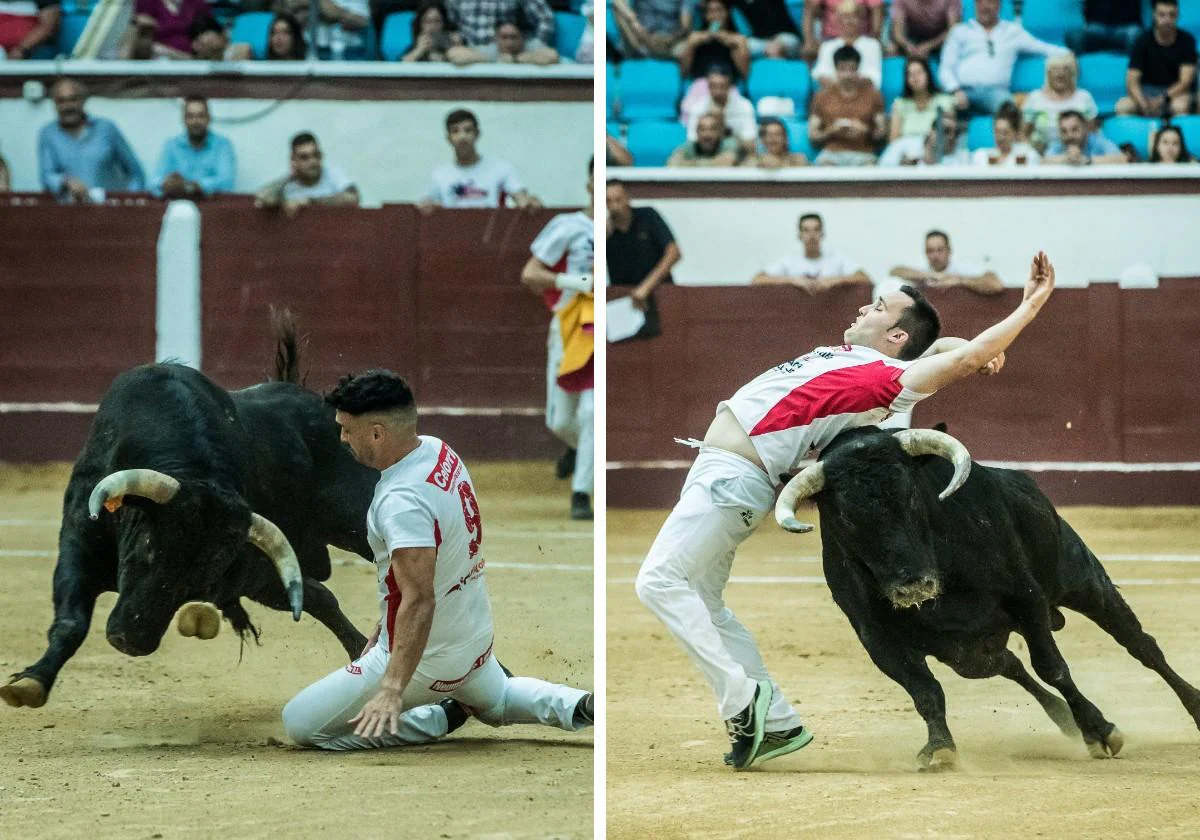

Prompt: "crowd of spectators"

[609,0,1200,168]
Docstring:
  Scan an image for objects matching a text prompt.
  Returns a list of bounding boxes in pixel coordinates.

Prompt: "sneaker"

[439,698,469,735]
[570,492,593,521]
[751,725,813,766]
[724,680,772,770]
[556,447,576,479]
[573,693,594,727]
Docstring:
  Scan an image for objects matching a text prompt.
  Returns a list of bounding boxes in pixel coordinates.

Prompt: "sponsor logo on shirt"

[444,556,486,596]
[345,663,363,675]
[426,443,463,491]
[429,640,494,692]
[451,180,489,200]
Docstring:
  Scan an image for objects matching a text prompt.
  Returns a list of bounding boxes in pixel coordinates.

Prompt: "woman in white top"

[972,104,1041,167]
[1022,53,1098,153]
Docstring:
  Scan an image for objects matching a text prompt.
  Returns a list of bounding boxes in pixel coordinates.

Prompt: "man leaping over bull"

[635,251,1056,770]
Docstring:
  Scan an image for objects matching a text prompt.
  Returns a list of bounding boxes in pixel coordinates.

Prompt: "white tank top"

[719,345,930,484]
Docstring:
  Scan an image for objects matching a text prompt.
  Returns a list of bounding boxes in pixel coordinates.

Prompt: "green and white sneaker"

[723,680,772,770]
[751,725,814,766]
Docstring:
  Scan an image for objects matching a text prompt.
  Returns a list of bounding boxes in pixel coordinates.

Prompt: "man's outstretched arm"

[900,251,1054,395]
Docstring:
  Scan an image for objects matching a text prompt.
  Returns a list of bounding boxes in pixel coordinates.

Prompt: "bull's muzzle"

[887,576,941,609]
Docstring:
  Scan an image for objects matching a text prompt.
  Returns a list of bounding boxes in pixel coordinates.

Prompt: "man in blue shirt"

[1043,110,1127,165]
[38,78,145,202]
[153,96,237,199]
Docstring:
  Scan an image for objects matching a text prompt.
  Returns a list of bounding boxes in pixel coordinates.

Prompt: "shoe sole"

[733,680,773,771]
[751,728,814,768]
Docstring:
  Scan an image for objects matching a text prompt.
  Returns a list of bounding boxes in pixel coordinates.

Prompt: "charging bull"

[1,313,375,709]
[775,426,1200,769]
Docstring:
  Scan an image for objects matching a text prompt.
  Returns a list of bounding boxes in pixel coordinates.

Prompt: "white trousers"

[636,448,804,730]
[282,644,590,750]
[546,317,595,496]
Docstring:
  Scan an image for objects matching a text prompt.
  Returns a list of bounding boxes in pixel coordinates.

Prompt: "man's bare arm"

[900,251,1054,393]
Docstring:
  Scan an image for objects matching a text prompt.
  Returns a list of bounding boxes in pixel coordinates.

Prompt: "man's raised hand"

[1023,251,1055,311]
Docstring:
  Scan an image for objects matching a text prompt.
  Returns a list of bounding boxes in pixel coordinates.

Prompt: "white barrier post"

[156,200,202,369]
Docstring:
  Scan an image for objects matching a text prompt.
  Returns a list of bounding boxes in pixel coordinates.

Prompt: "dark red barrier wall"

[608,281,1200,506]
[0,203,562,462]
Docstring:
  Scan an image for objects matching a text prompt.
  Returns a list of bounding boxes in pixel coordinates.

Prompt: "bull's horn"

[87,469,181,520]
[895,429,972,501]
[246,513,304,621]
[774,463,825,533]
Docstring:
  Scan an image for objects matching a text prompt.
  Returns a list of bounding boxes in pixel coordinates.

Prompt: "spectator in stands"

[1149,124,1197,162]
[607,132,635,166]
[153,96,236,199]
[890,230,1003,294]
[813,0,882,88]
[730,0,801,59]
[267,12,306,58]
[809,44,886,166]
[679,0,750,81]
[880,107,971,165]
[0,0,60,59]
[0,152,10,191]
[189,16,253,59]
[255,132,359,216]
[971,102,1041,166]
[885,57,956,144]
[938,0,1067,115]
[1022,53,1099,153]
[742,118,809,167]
[1066,0,1143,55]
[684,69,758,150]
[1117,0,1196,118]
[446,0,554,49]
[801,0,881,61]
[451,20,559,63]
[606,180,682,308]
[1043,110,1126,165]
[576,0,594,63]
[889,0,959,60]
[124,0,212,59]
[421,108,543,209]
[667,112,740,165]
[403,0,463,60]
[608,0,690,60]
[319,0,371,56]
[38,78,145,202]
[752,212,870,290]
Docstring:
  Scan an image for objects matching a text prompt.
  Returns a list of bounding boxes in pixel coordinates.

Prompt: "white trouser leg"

[454,656,590,731]
[571,388,594,495]
[635,449,790,721]
[281,645,448,751]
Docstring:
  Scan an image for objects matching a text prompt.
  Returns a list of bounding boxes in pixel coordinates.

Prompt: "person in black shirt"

[1116,0,1196,116]
[679,0,751,80]
[606,180,682,310]
[1066,0,1143,55]
[732,0,801,58]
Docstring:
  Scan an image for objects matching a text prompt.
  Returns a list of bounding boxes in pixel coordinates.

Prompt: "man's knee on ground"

[281,697,325,748]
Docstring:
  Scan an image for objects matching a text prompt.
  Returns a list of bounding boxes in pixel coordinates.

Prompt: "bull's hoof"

[177,602,221,640]
[0,677,47,709]
[917,743,958,772]
[1086,726,1124,759]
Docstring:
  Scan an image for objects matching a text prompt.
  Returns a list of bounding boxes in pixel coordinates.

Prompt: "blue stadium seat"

[1021,0,1084,45]
[747,59,811,117]
[56,10,91,56]
[786,0,804,31]
[626,121,687,166]
[966,115,995,150]
[1101,115,1158,160]
[1170,115,1200,157]
[554,12,586,59]
[1011,55,1046,94]
[607,62,618,121]
[1078,52,1129,114]
[619,59,682,121]
[380,12,416,61]
[881,55,907,109]
[231,12,273,60]
[781,119,816,159]
[607,5,623,56]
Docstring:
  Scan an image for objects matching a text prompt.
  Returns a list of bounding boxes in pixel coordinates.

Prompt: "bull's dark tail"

[269,307,305,386]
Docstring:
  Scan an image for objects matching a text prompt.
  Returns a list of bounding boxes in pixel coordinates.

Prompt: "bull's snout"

[106,632,158,657]
[887,575,941,609]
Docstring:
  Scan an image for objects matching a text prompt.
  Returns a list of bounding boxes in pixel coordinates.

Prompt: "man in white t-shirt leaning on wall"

[752,212,872,293]
[420,108,543,211]
[256,132,360,217]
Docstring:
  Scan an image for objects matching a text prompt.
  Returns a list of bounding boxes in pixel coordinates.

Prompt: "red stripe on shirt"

[749,360,905,436]
[385,519,440,653]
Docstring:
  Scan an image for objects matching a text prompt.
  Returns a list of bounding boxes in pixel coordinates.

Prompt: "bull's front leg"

[1,542,108,708]
[857,625,957,770]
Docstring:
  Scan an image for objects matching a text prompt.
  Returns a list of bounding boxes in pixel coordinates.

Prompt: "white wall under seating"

[0,97,593,205]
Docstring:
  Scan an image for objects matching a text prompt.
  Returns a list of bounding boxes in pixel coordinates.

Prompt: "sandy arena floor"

[608,505,1200,840]
[0,461,593,840]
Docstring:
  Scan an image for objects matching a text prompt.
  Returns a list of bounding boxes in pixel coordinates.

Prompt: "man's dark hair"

[798,212,823,230]
[832,45,861,67]
[291,131,318,151]
[606,178,625,188]
[760,117,789,138]
[446,108,479,131]
[184,95,209,110]
[894,285,942,360]
[188,15,224,40]
[1058,109,1086,125]
[925,229,950,246]
[1154,0,1178,9]
[325,369,416,416]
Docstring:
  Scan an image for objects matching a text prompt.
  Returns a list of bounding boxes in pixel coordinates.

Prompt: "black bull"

[775,426,1200,768]
[1,316,375,708]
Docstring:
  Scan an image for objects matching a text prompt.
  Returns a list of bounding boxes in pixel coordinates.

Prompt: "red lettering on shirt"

[426,442,462,491]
